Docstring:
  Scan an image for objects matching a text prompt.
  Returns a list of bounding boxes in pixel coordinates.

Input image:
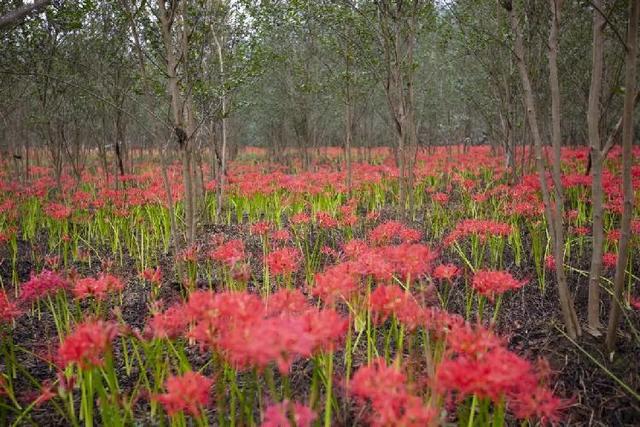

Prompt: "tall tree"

[605,0,638,351]
[586,0,607,334]
[502,0,581,339]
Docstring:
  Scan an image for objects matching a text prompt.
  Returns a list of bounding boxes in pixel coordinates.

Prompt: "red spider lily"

[58,320,119,369]
[315,211,338,229]
[444,219,512,246]
[312,262,359,305]
[510,386,566,425]
[300,308,348,353]
[0,290,21,324]
[432,192,449,204]
[222,315,316,373]
[44,203,72,220]
[251,221,271,235]
[392,395,437,427]
[423,308,466,338]
[211,232,225,247]
[570,226,590,236]
[44,255,61,269]
[366,210,380,222]
[435,345,538,403]
[351,359,437,427]
[72,273,123,300]
[20,270,69,303]
[265,288,310,316]
[338,202,358,227]
[147,304,190,340]
[383,243,436,280]
[564,210,579,222]
[472,193,489,203]
[343,239,369,259]
[606,229,621,243]
[353,249,394,281]
[155,371,213,417]
[320,245,339,258]
[0,198,16,214]
[24,382,56,407]
[188,301,346,373]
[290,212,311,225]
[369,220,422,246]
[472,270,525,302]
[186,291,264,352]
[96,273,123,292]
[544,255,556,271]
[209,239,246,267]
[141,267,162,284]
[350,358,407,405]
[433,264,460,282]
[511,201,543,218]
[445,323,503,356]
[261,400,316,427]
[180,245,199,263]
[266,247,300,276]
[602,252,618,269]
[271,229,291,242]
[71,190,92,210]
[629,297,640,310]
[369,285,424,330]
[73,277,107,300]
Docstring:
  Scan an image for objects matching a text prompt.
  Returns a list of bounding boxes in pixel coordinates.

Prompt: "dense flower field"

[0,146,639,426]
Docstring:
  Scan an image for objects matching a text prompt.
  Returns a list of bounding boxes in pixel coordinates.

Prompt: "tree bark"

[504,0,581,339]
[212,20,228,222]
[547,0,581,338]
[605,0,638,351]
[158,0,197,245]
[587,0,606,334]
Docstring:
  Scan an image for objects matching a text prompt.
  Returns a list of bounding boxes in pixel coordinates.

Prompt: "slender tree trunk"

[547,0,581,338]
[504,0,581,339]
[212,25,228,221]
[158,0,196,245]
[344,46,353,193]
[587,0,606,334]
[606,0,638,351]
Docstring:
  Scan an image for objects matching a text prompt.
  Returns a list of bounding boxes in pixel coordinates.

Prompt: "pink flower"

[141,267,163,284]
[315,211,338,229]
[369,221,421,246]
[0,290,20,324]
[148,305,190,339]
[58,320,119,369]
[262,400,316,427]
[433,264,460,281]
[351,359,437,427]
[20,270,68,302]
[155,371,213,417]
[602,252,618,269]
[472,270,525,301]
[209,239,245,267]
[266,247,299,276]
[444,219,512,246]
[369,285,424,330]
[312,262,359,305]
[432,192,449,204]
[251,221,271,235]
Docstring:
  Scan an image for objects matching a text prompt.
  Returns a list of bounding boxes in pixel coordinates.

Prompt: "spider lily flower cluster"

[0,145,638,426]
